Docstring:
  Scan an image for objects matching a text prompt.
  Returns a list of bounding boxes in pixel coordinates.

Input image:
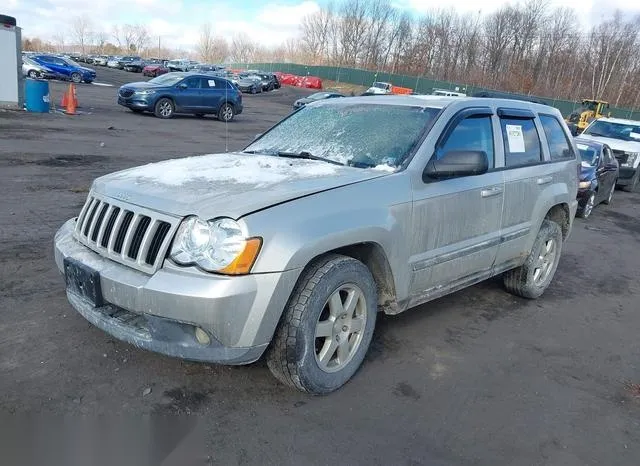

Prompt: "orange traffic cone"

[63,83,77,115]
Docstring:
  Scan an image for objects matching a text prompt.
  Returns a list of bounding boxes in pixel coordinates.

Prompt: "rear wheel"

[266,255,377,394]
[70,72,82,83]
[217,104,234,122]
[154,98,174,119]
[503,219,563,299]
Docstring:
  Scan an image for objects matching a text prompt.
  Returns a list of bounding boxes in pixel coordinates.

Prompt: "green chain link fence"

[230,62,640,120]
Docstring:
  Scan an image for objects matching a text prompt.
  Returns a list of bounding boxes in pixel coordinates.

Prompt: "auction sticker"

[506,125,526,153]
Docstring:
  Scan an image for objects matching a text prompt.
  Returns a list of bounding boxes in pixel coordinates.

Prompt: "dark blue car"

[31,55,96,83]
[575,138,619,219]
[117,72,243,121]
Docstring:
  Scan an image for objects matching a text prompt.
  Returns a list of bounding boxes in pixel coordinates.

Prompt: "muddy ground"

[1,67,639,465]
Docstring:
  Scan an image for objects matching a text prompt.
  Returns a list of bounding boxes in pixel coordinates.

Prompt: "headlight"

[170,216,262,275]
[578,180,592,189]
[135,89,156,95]
[624,152,639,167]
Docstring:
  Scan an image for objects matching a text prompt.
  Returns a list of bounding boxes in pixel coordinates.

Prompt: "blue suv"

[31,55,96,83]
[117,72,243,121]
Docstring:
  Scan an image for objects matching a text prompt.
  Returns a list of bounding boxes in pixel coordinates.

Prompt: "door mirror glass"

[177,83,188,89]
[424,150,489,180]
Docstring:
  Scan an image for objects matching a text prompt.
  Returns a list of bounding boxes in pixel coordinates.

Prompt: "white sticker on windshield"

[630,132,640,140]
[577,143,589,150]
[506,124,526,153]
[208,80,216,87]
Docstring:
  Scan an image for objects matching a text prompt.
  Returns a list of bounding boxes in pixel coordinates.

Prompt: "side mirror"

[177,83,187,89]
[424,150,489,180]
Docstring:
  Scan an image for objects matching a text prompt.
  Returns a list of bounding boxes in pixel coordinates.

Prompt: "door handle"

[537,176,553,185]
[481,186,503,198]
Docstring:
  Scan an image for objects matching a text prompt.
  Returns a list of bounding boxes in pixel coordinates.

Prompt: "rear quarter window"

[540,115,575,160]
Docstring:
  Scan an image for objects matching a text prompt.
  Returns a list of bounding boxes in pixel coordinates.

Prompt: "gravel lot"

[1,68,639,465]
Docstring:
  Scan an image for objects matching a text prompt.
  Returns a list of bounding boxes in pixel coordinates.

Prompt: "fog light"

[194,327,211,346]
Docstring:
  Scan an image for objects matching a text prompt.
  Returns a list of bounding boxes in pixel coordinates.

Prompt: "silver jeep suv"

[54,96,579,394]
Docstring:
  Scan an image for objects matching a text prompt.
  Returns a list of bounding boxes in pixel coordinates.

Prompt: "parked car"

[22,56,59,79]
[93,56,108,66]
[190,63,224,73]
[55,95,578,394]
[257,73,280,91]
[236,74,262,94]
[31,54,96,83]
[574,139,619,218]
[578,117,640,192]
[293,92,345,110]
[166,59,191,72]
[117,72,242,120]
[142,63,169,77]
[118,56,142,70]
[123,58,146,73]
[107,57,122,68]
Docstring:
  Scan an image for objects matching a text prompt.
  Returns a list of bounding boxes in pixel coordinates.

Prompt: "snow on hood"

[92,152,393,219]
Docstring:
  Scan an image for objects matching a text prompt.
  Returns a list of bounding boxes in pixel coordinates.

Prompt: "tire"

[578,192,596,218]
[154,98,174,119]
[603,182,615,205]
[217,103,234,122]
[28,70,38,79]
[621,170,639,192]
[70,72,82,83]
[266,254,377,394]
[503,219,563,299]
[251,86,257,94]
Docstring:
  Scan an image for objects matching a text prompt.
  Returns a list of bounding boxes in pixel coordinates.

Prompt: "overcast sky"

[5,0,640,49]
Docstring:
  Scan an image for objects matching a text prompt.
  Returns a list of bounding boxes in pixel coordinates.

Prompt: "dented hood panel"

[91,152,391,219]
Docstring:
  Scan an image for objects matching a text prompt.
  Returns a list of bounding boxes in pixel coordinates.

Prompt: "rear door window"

[182,77,201,89]
[540,115,574,160]
[500,118,542,167]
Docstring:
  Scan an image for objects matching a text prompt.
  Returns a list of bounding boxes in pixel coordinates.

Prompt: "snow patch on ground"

[110,153,340,187]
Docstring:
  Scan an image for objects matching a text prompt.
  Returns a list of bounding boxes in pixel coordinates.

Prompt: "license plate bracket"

[64,257,104,307]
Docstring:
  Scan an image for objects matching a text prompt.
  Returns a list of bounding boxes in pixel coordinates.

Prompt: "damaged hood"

[91,152,393,219]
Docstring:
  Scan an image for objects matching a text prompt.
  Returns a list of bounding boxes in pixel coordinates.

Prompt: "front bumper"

[54,219,299,364]
[117,95,154,110]
[616,167,637,185]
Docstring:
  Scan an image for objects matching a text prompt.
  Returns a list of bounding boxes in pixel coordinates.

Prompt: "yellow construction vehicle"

[566,100,611,133]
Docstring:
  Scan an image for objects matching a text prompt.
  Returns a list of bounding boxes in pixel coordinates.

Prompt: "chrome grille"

[119,88,134,98]
[74,194,177,274]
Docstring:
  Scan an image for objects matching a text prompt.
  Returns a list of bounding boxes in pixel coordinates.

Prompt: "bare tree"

[230,32,256,63]
[71,15,93,54]
[52,32,66,53]
[197,23,215,61]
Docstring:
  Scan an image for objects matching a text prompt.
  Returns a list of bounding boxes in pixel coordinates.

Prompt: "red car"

[142,64,169,77]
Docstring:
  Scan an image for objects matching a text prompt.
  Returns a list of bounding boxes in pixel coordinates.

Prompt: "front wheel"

[603,182,615,205]
[70,72,82,83]
[503,219,563,299]
[154,98,174,119]
[266,254,377,394]
[217,103,234,122]
[621,170,639,192]
[578,192,596,218]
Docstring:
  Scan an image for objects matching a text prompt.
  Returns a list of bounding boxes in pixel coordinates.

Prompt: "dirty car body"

[54,96,579,393]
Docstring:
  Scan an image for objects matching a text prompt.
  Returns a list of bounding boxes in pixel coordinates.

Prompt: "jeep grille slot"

[74,195,178,274]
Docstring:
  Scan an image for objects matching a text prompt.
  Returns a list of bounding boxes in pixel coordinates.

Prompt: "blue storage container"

[25,78,50,113]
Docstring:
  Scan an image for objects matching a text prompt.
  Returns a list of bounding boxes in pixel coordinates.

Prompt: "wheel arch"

[545,203,570,239]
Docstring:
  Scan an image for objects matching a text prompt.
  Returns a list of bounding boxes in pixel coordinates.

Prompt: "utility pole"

[158,36,161,58]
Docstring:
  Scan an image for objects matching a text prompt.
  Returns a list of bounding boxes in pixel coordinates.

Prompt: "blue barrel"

[25,78,51,113]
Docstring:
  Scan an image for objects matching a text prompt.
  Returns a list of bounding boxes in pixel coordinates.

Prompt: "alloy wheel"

[583,193,595,218]
[314,284,367,373]
[533,238,557,286]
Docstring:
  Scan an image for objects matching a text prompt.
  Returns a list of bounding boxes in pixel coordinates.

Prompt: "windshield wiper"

[276,151,344,166]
